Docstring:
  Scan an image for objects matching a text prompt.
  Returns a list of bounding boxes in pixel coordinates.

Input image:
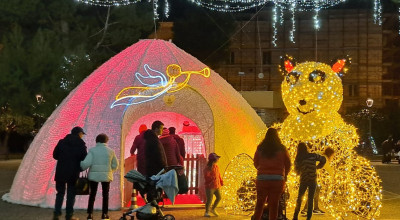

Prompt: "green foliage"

[0,0,155,138]
[0,113,34,134]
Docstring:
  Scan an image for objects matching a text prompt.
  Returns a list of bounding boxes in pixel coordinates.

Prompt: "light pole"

[366,98,374,140]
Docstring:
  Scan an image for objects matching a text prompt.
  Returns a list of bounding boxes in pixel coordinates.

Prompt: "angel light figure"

[111,64,210,108]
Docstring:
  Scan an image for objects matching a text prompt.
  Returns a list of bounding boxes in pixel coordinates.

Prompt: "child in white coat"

[81,134,118,220]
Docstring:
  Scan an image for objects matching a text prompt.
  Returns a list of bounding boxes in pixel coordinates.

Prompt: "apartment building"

[214,8,400,121]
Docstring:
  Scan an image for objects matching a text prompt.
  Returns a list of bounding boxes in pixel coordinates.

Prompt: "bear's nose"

[299,100,307,105]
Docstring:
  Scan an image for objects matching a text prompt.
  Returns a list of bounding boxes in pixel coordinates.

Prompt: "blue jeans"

[54,179,77,217]
[293,180,317,220]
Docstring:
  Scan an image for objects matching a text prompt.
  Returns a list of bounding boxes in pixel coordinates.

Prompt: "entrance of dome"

[122,111,209,207]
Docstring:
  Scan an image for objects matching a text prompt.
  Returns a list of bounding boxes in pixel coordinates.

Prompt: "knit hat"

[161,127,170,136]
[208,153,220,161]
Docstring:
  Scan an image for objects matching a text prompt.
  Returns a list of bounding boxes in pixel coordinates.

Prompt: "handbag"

[75,171,90,195]
[176,168,188,194]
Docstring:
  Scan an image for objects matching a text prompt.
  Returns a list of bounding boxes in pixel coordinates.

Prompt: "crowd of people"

[52,125,333,220]
[52,121,186,220]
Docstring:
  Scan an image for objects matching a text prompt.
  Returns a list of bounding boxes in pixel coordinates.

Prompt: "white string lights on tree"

[76,0,140,7]
[77,0,171,19]
[191,0,267,12]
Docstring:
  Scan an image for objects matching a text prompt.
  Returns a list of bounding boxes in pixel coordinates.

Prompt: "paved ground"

[1,159,399,220]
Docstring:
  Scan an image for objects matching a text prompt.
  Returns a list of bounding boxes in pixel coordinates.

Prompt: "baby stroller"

[120,169,177,220]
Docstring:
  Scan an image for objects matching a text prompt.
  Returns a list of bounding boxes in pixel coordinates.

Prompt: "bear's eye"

[309,70,326,83]
[286,71,300,85]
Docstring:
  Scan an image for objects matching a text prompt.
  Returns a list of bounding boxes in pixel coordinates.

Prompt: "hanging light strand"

[164,0,170,18]
[314,7,320,30]
[289,2,296,43]
[272,4,278,47]
[76,0,140,6]
[191,0,267,12]
[373,0,382,25]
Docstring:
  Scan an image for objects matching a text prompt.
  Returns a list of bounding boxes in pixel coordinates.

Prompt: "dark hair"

[168,127,176,135]
[324,147,335,159]
[294,142,309,173]
[151,120,164,131]
[295,142,308,163]
[257,128,286,158]
[96,133,109,143]
[206,160,216,170]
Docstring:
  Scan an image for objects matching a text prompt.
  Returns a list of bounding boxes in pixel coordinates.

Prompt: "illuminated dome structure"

[2,39,266,209]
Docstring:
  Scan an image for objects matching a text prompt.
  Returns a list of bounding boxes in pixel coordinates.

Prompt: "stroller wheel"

[161,214,175,220]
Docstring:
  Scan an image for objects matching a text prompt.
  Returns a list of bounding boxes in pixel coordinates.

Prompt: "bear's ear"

[331,56,351,77]
[279,55,296,75]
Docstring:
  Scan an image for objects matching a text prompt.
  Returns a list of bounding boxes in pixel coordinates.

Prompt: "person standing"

[204,153,224,217]
[53,126,88,220]
[169,127,186,159]
[130,124,147,174]
[301,147,335,216]
[81,134,118,220]
[160,128,183,167]
[293,143,326,220]
[144,120,167,177]
[253,128,291,220]
[382,135,394,164]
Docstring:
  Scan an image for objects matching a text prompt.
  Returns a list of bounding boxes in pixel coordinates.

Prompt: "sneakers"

[101,213,110,220]
[210,209,220,216]
[87,213,93,220]
[313,209,325,215]
[204,212,211,217]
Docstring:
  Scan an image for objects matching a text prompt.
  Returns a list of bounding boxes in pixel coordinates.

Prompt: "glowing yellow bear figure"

[273,56,382,219]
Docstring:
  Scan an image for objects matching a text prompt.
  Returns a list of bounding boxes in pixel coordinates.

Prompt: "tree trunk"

[1,131,10,160]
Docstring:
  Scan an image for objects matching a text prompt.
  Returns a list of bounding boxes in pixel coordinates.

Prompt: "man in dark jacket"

[53,126,87,220]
